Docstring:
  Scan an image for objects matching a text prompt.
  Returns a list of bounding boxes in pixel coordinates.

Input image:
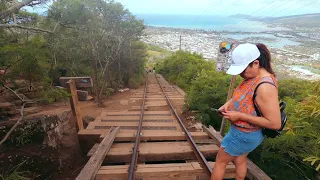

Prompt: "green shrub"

[156,49,320,179]
[40,88,70,104]
[0,161,30,180]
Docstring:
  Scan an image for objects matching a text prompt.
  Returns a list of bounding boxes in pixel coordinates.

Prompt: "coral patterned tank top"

[229,75,277,132]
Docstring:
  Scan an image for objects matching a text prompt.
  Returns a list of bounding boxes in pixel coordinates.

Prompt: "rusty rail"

[155,74,212,176]
[127,73,148,180]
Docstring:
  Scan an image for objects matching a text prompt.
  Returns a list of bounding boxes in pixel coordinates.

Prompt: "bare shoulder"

[256,82,278,100]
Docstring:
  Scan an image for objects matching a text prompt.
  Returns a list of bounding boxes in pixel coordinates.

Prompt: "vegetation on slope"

[0,0,147,106]
[157,50,320,180]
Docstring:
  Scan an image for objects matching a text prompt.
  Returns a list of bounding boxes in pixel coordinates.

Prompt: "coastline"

[142,25,320,81]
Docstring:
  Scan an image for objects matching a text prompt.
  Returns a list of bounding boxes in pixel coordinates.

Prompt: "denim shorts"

[221,125,264,156]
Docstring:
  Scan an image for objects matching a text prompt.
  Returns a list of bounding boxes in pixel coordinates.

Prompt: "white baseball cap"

[226,43,261,75]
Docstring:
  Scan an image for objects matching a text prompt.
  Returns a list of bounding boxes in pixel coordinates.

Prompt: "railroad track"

[78,73,236,180]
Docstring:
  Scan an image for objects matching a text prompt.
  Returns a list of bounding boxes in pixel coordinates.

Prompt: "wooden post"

[67,79,84,131]
[219,75,236,135]
[76,127,120,180]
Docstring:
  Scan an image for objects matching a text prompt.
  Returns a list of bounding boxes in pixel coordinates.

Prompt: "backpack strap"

[253,81,277,117]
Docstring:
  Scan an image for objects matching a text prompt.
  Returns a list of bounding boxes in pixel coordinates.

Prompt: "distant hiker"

[211,43,281,180]
[153,67,156,74]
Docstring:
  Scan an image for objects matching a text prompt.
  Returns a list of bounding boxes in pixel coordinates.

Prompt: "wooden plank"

[79,130,210,142]
[146,100,168,103]
[96,116,140,120]
[76,127,119,180]
[131,106,147,110]
[67,79,84,131]
[60,77,93,88]
[194,139,216,144]
[101,131,209,142]
[143,95,183,98]
[88,122,179,128]
[96,162,235,180]
[203,126,222,144]
[80,128,178,135]
[101,111,171,116]
[143,116,175,120]
[96,115,175,121]
[145,102,168,107]
[144,111,171,115]
[87,142,219,163]
[131,97,184,100]
[203,125,272,180]
[103,111,140,116]
[87,143,100,156]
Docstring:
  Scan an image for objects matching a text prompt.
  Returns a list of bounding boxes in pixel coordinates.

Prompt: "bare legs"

[211,147,234,180]
[211,147,248,180]
[234,153,248,180]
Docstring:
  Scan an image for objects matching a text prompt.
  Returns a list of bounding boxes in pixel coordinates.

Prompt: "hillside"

[229,13,320,28]
[266,13,320,27]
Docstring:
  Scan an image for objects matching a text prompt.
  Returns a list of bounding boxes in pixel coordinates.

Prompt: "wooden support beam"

[67,79,84,131]
[60,77,93,88]
[220,75,236,135]
[76,127,119,180]
[100,111,171,116]
[131,106,147,110]
[145,101,168,107]
[95,115,175,121]
[88,122,179,128]
[131,97,184,100]
[96,162,235,180]
[203,126,272,180]
[87,142,219,163]
[92,121,178,126]
[78,130,210,142]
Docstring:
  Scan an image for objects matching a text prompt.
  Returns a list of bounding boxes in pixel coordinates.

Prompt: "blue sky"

[26,0,320,17]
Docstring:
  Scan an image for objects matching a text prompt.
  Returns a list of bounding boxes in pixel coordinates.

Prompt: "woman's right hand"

[218,104,228,113]
[219,99,232,113]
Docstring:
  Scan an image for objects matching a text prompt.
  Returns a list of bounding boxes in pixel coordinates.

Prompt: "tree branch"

[3,84,33,103]
[0,24,53,33]
[58,23,87,32]
[53,22,59,32]
[12,13,17,24]
[0,81,37,146]
[0,103,25,146]
[0,0,35,20]
[3,85,24,102]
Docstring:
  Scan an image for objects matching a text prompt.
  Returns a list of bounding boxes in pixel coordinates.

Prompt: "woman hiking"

[211,43,281,180]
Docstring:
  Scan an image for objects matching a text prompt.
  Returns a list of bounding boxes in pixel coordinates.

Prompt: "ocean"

[136,14,289,32]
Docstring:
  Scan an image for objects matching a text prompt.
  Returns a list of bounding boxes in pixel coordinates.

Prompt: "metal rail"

[155,74,213,176]
[127,73,148,180]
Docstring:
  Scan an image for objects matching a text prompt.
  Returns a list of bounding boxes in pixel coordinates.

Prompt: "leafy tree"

[0,0,56,33]
[47,0,147,105]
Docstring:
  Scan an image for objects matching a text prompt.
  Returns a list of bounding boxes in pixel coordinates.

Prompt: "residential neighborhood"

[142,26,320,80]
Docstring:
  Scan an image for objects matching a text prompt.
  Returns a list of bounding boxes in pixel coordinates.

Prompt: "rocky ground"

[0,77,199,179]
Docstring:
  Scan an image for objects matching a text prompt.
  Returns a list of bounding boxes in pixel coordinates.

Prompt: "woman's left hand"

[221,111,244,123]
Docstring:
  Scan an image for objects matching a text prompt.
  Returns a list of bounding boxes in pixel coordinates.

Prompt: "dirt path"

[79,89,139,119]
[1,76,203,180]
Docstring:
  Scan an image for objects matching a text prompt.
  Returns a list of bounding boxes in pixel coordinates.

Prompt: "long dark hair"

[255,43,275,75]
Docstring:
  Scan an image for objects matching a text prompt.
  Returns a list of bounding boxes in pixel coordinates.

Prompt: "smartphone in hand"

[211,108,224,115]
